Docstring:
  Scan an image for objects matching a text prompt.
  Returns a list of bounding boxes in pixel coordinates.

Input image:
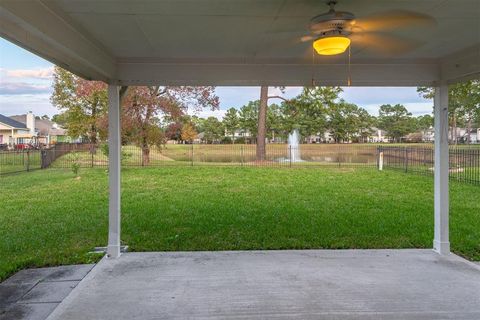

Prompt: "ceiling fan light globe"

[313,36,351,55]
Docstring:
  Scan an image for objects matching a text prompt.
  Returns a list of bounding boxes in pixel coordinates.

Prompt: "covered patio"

[1,0,479,318]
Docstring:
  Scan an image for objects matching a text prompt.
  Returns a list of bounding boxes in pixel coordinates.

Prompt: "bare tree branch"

[267,95,290,102]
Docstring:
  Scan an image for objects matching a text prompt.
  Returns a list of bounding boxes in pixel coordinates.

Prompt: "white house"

[0,113,31,147]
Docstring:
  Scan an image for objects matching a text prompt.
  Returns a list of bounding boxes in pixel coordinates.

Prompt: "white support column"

[433,82,450,255]
[107,85,121,258]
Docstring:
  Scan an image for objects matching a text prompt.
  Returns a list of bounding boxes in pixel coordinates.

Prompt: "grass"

[0,150,42,174]
[0,166,479,281]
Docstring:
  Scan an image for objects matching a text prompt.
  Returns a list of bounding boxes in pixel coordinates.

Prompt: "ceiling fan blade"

[350,32,423,56]
[300,35,315,42]
[351,10,436,32]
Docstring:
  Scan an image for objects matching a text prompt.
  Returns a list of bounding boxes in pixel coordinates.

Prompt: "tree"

[202,117,224,143]
[122,86,219,165]
[356,108,376,143]
[257,86,269,160]
[327,100,369,143]
[181,122,197,143]
[191,115,206,134]
[51,113,68,126]
[238,100,259,141]
[165,122,183,142]
[377,104,417,142]
[51,66,107,144]
[223,108,239,143]
[416,114,434,141]
[284,87,341,139]
[266,103,286,142]
[417,80,480,143]
[451,80,480,143]
[256,86,289,161]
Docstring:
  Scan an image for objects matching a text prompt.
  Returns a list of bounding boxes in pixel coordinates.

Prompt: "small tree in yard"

[70,152,80,178]
[181,122,197,143]
[100,144,132,166]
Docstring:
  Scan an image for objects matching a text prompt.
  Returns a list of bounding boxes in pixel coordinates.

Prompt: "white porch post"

[107,84,121,258]
[433,82,450,255]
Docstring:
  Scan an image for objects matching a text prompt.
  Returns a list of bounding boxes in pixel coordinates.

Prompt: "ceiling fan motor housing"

[309,10,355,36]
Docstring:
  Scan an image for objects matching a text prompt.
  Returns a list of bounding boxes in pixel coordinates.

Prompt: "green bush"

[221,136,232,144]
[235,137,246,144]
[70,152,80,177]
[100,143,132,165]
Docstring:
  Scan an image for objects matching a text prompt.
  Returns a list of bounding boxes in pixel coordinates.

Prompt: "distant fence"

[0,143,91,175]
[2,143,479,185]
[0,143,378,175]
[379,145,480,185]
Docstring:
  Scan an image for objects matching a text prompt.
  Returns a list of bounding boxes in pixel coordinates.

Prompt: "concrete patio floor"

[47,250,480,320]
[0,264,94,320]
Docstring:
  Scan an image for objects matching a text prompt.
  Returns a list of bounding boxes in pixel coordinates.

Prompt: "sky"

[0,37,433,120]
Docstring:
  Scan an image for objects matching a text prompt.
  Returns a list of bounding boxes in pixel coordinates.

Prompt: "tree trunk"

[256,86,268,161]
[142,145,150,166]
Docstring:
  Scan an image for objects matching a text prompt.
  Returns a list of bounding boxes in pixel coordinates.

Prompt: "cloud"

[0,94,58,117]
[340,87,431,105]
[0,82,51,95]
[2,67,54,80]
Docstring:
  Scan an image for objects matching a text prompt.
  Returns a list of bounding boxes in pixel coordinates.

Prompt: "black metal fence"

[379,145,480,185]
[2,143,479,185]
[0,143,91,175]
[1,143,378,175]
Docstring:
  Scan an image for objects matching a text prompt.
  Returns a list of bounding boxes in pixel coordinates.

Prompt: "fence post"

[379,151,384,171]
[91,144,94,168]
[26,150,30,172]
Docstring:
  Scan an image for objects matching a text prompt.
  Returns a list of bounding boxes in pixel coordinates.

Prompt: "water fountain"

[287,129,303,162]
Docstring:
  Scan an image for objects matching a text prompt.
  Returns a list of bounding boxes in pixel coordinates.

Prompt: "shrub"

[221,136,232,144]
[100,143,133,165]
[70,152,80,177]
[235,137,246,144]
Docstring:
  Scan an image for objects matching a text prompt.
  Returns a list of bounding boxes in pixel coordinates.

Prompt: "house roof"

[10,115,67,136]
[0,114,27,129]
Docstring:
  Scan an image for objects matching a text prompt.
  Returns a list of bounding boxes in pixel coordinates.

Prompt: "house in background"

[0,112,70,148]
[0,113,32,148]
[10,112,69,144]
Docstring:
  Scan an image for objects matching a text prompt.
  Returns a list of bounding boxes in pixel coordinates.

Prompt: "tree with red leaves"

[51,67,219,164]
[121,86,219,165]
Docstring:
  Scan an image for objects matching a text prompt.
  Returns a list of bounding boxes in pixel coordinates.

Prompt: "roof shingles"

[0,114,28,129]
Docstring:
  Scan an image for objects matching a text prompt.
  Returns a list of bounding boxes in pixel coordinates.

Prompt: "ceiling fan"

[296,0,436,56]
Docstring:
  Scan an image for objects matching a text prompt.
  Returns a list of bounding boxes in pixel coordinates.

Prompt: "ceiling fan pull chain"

[347,45,352,86]
[311,45,316,88]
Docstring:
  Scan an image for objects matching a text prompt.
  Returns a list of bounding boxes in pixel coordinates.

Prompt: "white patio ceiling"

[1,0,479,86]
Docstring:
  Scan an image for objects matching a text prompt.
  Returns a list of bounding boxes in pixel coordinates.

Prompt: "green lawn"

[0,166,479,281]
